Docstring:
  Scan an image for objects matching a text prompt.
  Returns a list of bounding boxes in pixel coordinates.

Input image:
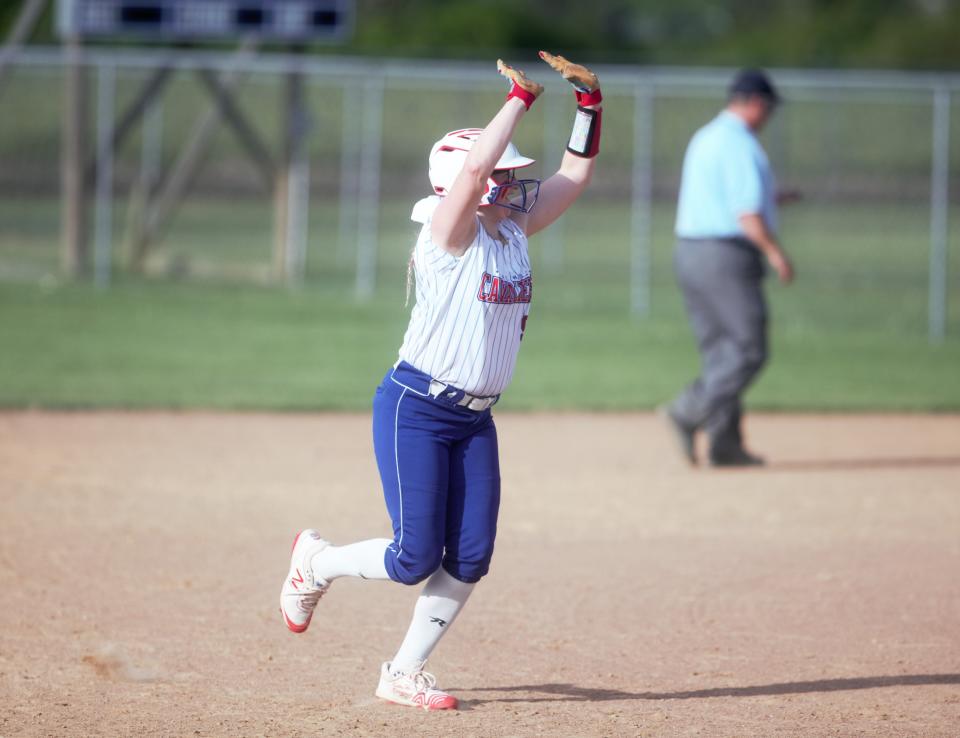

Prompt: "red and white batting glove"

[497,58,544,110]
[539,50,602,104]
[539,50,603,158]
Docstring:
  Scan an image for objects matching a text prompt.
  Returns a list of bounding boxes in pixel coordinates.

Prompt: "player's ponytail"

[405,248,415,307]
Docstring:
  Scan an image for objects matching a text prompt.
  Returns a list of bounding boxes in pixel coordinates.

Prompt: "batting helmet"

[428,128,539,212]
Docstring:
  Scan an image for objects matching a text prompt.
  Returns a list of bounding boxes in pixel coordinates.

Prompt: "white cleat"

[375,661,458,711]
[279,529,330,633]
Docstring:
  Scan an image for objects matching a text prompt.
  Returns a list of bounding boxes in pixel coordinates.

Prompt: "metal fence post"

[61,37,89,278]
[283,69,310,285]
[630,82,654,316]
[93,61,115,287]
[928,87,951,343]
[355,73,384,300]
[337,79,362,267]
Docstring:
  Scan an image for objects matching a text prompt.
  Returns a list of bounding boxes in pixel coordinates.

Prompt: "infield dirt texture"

[1,411,958,737]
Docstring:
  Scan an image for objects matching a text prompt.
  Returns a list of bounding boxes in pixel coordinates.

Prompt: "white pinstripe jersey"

[397,216,532,397]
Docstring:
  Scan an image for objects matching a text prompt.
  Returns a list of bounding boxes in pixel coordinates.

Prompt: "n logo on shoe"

[290,569,305,590]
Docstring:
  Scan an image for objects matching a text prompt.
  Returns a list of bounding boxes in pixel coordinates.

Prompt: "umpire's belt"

[428,380,499,412]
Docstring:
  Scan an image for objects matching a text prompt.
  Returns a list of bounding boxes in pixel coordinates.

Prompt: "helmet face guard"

[488,177,541,214]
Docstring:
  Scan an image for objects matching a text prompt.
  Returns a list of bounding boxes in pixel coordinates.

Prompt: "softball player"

[279,51,603,711]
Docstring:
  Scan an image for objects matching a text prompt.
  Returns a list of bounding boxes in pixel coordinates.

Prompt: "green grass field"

[2,193,959,411]
[1,277,958,411]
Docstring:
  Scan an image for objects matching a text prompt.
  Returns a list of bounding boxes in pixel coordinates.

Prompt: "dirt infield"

[1,411,958,737]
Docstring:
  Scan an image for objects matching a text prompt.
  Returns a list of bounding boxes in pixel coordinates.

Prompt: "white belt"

[428,380,499,411]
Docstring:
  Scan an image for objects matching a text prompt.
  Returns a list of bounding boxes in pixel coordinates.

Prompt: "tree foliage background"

[351,0,960,69]
[1,0,959,69]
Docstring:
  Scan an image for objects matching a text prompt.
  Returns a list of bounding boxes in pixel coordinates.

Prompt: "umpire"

[663,69,795,467]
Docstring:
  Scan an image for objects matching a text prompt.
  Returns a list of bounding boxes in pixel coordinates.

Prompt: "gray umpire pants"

[670,237,768,456]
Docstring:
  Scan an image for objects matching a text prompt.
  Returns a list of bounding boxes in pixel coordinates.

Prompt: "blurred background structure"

[0,0,957,410]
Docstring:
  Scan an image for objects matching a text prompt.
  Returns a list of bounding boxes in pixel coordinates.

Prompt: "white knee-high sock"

[311,538,392,582]
[389,567,475,675]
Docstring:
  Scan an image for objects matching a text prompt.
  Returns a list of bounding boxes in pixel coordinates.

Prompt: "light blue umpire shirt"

[675,110,778,239]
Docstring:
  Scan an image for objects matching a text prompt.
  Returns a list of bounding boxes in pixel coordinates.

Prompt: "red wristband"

[506,82,537,110]
[575,87,603,106]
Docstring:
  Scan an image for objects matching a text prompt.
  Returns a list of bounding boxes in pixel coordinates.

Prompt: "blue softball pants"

[372,362,501,585]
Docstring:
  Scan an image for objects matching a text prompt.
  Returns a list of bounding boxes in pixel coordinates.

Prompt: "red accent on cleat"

[279,529,329,634]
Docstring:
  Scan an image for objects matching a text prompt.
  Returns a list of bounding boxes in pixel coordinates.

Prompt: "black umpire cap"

[729,69,781,104]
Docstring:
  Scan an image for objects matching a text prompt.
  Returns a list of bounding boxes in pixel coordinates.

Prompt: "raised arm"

[523,52,602,237]
[431,61,543,256]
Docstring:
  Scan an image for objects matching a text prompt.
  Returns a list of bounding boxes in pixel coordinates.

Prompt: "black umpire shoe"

[708,447,765,467]
[658,406,697,466]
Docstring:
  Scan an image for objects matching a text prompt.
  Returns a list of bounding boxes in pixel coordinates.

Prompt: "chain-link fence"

[0,47,957,340]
